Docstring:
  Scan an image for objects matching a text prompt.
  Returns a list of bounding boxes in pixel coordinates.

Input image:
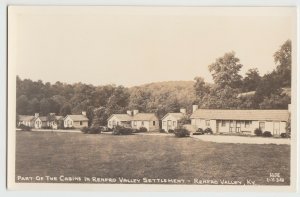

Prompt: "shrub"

[138,127,147,133]
[174,128,190,137]
[100,126,109,132]
[81,127,89,134]
[193,128,204,135]
[88,127,101,134]
[112,126,132,135]
[262,131,272,137]
[168,129,174,133]
[81,126,101,134]
[63,126,75,130]
[280,133,290,138]
[204,128,213,134]
[19,124,31,131]
[254,128,262,136]
[159,129,166,133]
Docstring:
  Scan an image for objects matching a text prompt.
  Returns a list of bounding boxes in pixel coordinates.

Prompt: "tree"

[273,39,291,87]
[91,107,107,127]
[16,95,29,114]
[194,77,210,101]
[208,51,243,89]
[60,103,72,116]
[259,90,291,109]
[39,98,52,115]
[242,68,261,92]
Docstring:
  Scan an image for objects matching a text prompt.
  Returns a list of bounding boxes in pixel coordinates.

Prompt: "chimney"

[82,111,87,116]
[133,110,139,116]
[34,113,39,118]
[288,104,291,113]
[180,108,186,114]
[192,105,198,113]
[127,110,132,116]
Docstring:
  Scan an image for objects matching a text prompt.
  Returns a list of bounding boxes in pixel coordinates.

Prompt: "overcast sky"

[11,6,295,87]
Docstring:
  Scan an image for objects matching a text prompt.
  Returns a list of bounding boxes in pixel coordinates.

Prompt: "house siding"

[162,115,179,131]
[191,118,287,135]
[131,120,159,131]
[107,116,131,129]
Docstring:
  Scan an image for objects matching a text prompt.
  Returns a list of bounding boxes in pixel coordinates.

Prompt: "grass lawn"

[15,131,290,185]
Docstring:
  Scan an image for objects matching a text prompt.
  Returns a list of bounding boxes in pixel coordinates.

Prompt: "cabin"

[107,110,159,131]
[161,108,187,132]
[64,111,89,129]
[107,112,132,129]
[131,111,159,132]
[17,113,42,129]
[190,105,290,136]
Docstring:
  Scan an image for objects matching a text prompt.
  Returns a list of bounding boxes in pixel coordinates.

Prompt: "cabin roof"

[190,109,289,121]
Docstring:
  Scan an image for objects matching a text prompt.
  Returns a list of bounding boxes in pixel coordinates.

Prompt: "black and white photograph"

[6,6,297,191]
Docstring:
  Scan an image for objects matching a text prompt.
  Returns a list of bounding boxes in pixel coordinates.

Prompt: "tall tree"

[208,51,243,89]
[242,68,261,92]
[273,39,291,87]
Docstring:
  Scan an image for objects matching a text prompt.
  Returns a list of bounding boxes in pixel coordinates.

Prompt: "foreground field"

[15,131,290,185]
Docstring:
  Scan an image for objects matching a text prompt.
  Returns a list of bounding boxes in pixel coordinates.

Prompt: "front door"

[167,120,172,131]
[273,122,280,135]
[236,121,241,133]
[229,120,236,132]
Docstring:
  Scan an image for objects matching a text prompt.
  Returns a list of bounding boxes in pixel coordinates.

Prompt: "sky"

[10,6,296,87]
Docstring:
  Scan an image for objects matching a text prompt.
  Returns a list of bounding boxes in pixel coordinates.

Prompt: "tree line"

[16,40,291,126]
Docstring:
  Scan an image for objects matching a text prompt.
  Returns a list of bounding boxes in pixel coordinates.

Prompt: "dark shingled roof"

[190,109,289,121]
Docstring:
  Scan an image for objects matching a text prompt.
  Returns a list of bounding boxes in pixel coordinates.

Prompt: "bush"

[81,126,101,134]
[100,126,109,132]
[168,129,174,133]
[138,127,147,133]
[280,133,290,138]
[262,131,272,137]
[19,124,31,131]
[159,129,166,133]
[81,126,89,134]
[204,128,213,134]
[254,128,262,136]
[88,127,101,134]
[193,128,204,135]
[112,126,133,135]
[174,128,190,137]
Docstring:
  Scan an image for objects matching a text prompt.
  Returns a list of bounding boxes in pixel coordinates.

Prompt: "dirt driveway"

[191,135,290,145]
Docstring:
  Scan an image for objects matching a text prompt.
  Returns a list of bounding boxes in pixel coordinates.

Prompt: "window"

[133,121,137,126]
[141,121,144,126]
[245,121,252,128]
[80,121,82,125]
[163,121,166,126]
[112,120,116,126]
[221,120,226,127]
[173,121,176,126]
[109,121,112,126]
[259,122,265,130]
[206,120,210,126]
[153,121,155,126]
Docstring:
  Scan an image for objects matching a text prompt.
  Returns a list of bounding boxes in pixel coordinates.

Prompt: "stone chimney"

[34,113,39,118]
[82,111,87,116]
[180,108,186,114]
[127,110,132,116]
[133,110,139,116]
[192,105,198,113]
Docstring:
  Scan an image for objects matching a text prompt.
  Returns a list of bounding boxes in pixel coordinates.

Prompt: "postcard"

[7,6,297,192]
